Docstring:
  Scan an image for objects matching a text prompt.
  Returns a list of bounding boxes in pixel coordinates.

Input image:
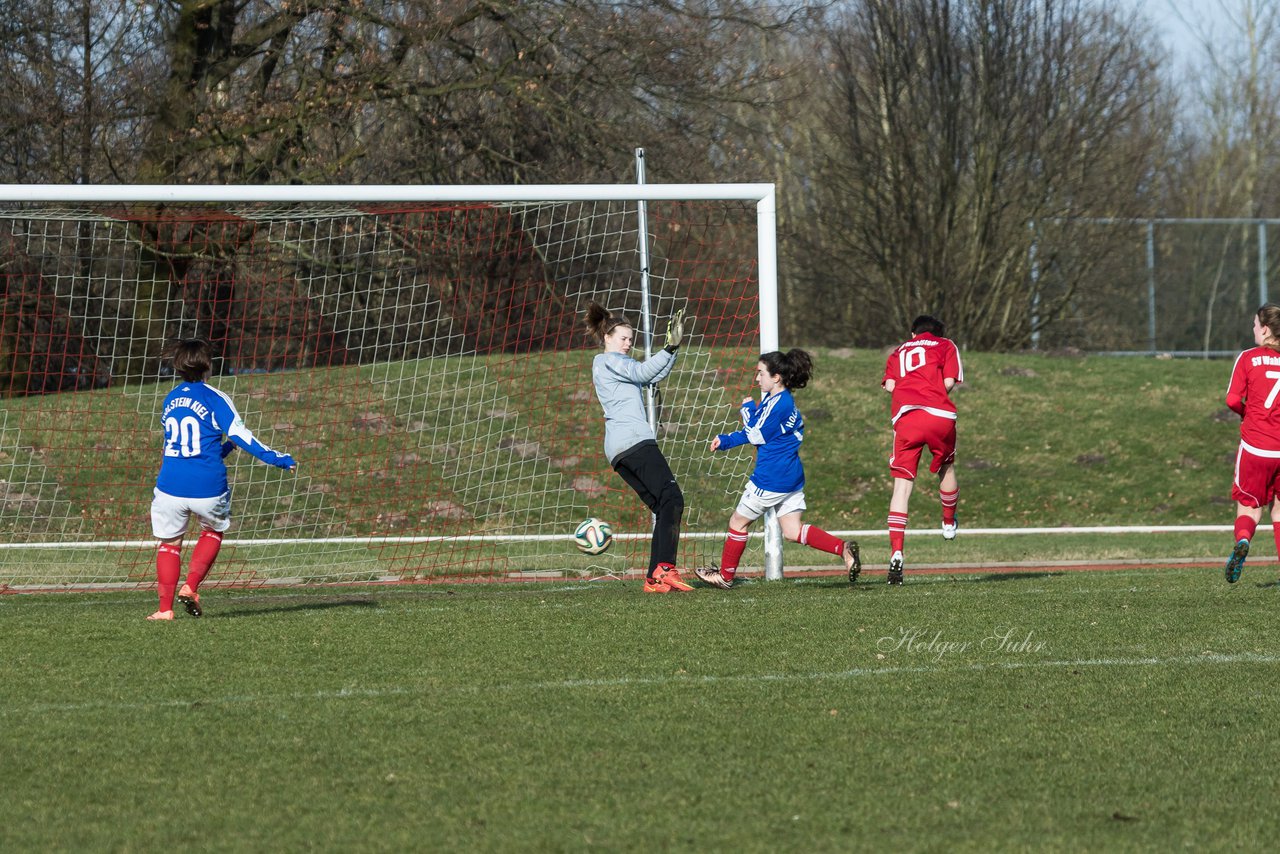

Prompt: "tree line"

[0,0,1276,375]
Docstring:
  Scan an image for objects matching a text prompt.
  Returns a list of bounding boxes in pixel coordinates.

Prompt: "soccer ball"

[573,517,613,555]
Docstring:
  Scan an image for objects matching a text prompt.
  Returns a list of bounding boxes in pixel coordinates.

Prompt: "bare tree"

[1159,1,1280,351]
[113,1,808,185]
[786,0,1170,349]
[0,0,156,183]
[0,1,819,389]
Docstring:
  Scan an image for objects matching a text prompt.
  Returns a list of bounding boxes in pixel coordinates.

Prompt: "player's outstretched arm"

[208,390,296,471]
[714,427,750,451]
[602,346,676,386]
[267,450,297,471]
[225,432,295,470]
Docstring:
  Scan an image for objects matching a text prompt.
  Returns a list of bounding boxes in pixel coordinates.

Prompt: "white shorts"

[150,488,232,540]
[734,483,806,522]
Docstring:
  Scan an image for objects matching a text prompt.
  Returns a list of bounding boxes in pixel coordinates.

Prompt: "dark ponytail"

[582,301,632,345]
[759,348,813,390]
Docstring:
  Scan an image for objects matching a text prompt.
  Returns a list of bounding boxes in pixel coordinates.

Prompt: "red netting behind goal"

[0,198,766,590]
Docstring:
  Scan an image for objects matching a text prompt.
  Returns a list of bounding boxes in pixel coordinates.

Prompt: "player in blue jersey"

[146,339,296,620]
[697,349,860,589]
[583,301,693,593]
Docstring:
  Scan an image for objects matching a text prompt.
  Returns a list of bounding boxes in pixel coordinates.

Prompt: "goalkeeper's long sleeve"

[591,348,676,465]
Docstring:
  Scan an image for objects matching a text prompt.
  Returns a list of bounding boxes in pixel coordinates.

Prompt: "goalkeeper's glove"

[664,309,690,352]
[220,440,237,459]
[271,451,297,470]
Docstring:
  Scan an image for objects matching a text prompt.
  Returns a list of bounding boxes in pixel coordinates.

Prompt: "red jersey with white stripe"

[882,333,963,425]
[1226,347,1280,453]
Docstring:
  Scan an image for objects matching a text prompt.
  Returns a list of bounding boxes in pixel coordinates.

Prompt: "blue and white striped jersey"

[715,389,805,493]
[155,381,294,498]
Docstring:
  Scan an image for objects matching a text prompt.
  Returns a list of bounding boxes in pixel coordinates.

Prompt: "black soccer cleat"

[177,584,202,618]
[844,540,861,584]
[887,551,904,586]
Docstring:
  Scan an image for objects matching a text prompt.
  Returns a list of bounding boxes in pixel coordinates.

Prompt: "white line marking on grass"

[0,523,1258,550]
[4,653,1278,718]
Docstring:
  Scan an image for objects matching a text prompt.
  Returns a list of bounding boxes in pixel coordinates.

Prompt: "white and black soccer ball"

[573,517,613,555]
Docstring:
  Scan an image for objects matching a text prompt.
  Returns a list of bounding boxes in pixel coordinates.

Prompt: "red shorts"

[1232,442,1280,507]
[889,410,957,481]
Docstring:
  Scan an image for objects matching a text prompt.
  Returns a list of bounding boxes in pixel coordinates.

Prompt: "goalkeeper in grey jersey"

[583,301,693,593]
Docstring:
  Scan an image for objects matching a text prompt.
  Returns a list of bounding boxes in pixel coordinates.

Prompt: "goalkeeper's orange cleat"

[177,584,202,618]
[146,610,174,621]
[646,566,693,593]
[643,573,670,593]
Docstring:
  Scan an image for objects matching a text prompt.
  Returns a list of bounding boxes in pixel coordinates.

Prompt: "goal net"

[0,184,778,590]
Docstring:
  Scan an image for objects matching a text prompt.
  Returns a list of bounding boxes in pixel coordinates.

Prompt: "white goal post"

[0,182,784,589]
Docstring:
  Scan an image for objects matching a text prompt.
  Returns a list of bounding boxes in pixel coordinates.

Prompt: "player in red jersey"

[1223,304,1280,583]
[881,315,963,584]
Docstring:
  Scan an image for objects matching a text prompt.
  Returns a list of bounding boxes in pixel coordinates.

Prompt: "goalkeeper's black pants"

[613,441,684,577]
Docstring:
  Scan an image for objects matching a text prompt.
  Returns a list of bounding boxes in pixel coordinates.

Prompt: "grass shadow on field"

[799,579,864,590]
[967,571,1066,583]
[809,571,1067,589]
[211,598,382,618]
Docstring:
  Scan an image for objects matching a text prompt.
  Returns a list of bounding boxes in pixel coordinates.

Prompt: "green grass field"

[3,348,1274,850]
[4,564,1280,851]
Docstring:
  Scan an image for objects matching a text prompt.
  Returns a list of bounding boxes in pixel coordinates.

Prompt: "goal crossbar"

[0,183,775,204]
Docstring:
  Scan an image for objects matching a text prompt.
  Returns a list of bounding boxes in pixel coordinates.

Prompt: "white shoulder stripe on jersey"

[207,384,277,452]
[746,394,782,445]
[205,384,242,433]
[1226,350,1249,396]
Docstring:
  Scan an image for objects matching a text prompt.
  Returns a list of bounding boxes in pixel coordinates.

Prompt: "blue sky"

[1125,0,1230,66]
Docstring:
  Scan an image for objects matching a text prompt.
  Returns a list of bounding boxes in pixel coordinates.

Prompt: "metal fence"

[1033,218,1277,356]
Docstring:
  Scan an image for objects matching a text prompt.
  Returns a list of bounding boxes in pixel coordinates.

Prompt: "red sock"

[799,523,843,555]
[1235,514,1258,544]
[156,543,181,612]
[719,527,749,581]
[888,512,908,554]
[940,489,958,525]
[185,529,223,592]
